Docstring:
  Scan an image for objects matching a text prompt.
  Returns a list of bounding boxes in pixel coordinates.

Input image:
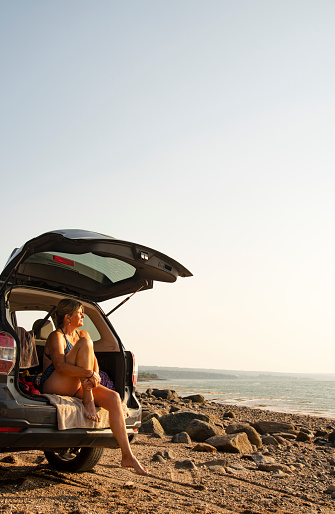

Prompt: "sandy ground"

[1,401,335,514]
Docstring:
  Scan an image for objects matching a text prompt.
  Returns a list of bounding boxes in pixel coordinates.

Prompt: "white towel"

[42,394,111,430]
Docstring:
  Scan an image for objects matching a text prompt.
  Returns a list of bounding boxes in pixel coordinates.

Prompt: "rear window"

[16,310,54,332]
[24,252,136,284]
[15,310,100,341]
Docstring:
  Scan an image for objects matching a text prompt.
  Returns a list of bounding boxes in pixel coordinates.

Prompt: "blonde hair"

[55,299,83,328]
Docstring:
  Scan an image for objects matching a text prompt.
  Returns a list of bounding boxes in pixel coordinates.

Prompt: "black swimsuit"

[39,329,79,393]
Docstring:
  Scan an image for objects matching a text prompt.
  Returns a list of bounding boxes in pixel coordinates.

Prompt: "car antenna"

[106,282,148,316]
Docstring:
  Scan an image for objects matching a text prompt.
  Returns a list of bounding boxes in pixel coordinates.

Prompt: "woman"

[40,298,148,476]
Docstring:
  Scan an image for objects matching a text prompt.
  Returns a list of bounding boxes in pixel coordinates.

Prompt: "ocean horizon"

[137,366,335,419]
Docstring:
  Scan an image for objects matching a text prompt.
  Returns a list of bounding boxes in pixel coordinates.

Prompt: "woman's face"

[68,306,85,328]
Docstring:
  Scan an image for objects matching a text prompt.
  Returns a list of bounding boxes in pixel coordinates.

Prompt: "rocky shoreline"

[1,388,335,513]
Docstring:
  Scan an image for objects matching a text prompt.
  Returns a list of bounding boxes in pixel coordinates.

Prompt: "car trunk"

[5,286,134,407]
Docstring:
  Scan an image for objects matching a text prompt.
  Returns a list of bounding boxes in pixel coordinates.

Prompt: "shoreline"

[136,379,335,420]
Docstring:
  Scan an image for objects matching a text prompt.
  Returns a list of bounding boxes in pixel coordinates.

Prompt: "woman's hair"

[55,299,83,328]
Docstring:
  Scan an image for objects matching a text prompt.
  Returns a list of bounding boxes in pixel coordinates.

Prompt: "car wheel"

[44,447,104,472]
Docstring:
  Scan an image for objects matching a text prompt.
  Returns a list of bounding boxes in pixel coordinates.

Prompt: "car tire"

[44,447,104,472]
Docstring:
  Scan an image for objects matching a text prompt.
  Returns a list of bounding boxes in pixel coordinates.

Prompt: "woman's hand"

[88,371,101,388]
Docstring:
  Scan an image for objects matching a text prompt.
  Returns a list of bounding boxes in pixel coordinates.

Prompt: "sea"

[136,367,335,419]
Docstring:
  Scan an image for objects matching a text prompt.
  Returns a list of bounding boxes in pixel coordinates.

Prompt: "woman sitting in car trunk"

[40,298,148,476]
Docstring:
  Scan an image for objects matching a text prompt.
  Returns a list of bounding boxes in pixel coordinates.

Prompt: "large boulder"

[159,410,210,435]
[182,394,205,403]
[150,389,179,401]
[186,419,224,442]
[226,423,262,448]
[139,417,164,437]
[253,421,296,435]
[205,433,253,454]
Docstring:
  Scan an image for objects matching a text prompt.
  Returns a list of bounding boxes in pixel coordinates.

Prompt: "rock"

[159,410,210,435]
[123,481,136,489]
[251,453,291,474]
[202,458,228,474]
[258,463,292,473]
[172,431,192,443]
[253,421,295,435]
[205,433,253,454]
[169,405,180,413]
[225,463,247,474]
[139,417,165,437]
[186,419,223,442]
[142,411,162,423]
[182,394,205,403]
[329,431,335,444]
[296,430,313,443]
[272,471,287,478]
[223,411,236,418]
[152,454,166,463]
[175,459,197,470]
[262,435,280,446]
[273,432,297,441]
[316,430,329,438]
[226,423,262,448]
[151,389,179,401]
[274,435,291,445]
[164,450,176,460]
[251,454,276,466]
[152,450,176,462]
[207,465,226,474]
[150,432,164,439]
[192,443,218,453]
[325,484,335,493]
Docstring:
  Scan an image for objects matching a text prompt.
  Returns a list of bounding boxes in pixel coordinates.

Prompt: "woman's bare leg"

[43,337,100,422]
[93,386,148,475]
[79,380,100,422]
[67,337,100,422]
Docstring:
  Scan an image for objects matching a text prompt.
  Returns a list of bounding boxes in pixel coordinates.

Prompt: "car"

[0,229,191,472]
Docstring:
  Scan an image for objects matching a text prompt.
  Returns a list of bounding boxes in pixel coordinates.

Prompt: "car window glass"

[16,310,54,332]
[16,310,100,341]
[81,313,100,341]
[23,252,136,284]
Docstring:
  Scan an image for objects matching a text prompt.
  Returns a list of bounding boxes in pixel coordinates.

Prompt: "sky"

[1,1,335,373]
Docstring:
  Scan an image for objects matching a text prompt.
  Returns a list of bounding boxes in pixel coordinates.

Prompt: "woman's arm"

[47,332,93,380]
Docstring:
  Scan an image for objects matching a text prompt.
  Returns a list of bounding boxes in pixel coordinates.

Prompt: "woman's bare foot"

[82,386,100,422]
[83,399,100,422]
[121,453,149,475]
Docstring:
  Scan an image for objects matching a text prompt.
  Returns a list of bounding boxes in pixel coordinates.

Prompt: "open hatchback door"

[0,229,192,302]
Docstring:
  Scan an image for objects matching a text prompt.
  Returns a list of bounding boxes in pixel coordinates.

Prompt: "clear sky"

[1,1,335,373]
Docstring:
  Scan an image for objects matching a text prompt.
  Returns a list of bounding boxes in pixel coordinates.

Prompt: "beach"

[1,390,335,513]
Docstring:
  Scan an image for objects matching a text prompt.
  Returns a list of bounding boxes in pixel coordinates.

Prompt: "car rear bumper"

[0,425,139,451]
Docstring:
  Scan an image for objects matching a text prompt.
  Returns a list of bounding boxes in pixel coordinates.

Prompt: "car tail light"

[0,427,21,432]
[132,352,138,386]
[0,332,16,375]
[53,255,75,266]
